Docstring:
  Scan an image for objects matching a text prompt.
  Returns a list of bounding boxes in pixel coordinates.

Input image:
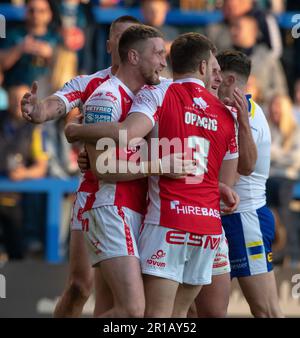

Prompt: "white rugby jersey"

[233,97,271,212]
[54,67,112,114]
[53,68,115,219]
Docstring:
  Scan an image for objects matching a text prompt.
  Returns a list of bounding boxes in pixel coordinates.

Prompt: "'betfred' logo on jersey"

[170,201,220,219]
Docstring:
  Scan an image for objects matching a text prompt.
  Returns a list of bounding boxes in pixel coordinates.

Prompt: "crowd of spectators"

[0,0,300,268]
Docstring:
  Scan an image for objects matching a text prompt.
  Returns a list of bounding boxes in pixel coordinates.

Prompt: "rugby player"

[196,50,283,318]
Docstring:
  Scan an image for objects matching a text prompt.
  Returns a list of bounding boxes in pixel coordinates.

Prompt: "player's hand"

[219,182,240,214]
[163,153,198,179]
[21,82,41,123]
[67,110,83,125]
[232,88,249,123]
[77,149,90,173]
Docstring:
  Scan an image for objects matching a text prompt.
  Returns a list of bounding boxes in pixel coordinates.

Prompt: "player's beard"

[141,67,161,86]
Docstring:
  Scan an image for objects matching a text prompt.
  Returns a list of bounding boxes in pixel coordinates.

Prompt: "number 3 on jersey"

[188,136,210,176]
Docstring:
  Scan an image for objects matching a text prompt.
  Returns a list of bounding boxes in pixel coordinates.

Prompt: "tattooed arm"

[21,82,66,123]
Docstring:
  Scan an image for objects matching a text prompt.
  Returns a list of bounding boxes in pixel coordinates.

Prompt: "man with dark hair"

[195,50,283,318]
[170,33,216,76]
[216,50,251,80]
[65,32,240,317]
[118,24,164,63]
[108,15,140,37]
[21,15,144,318]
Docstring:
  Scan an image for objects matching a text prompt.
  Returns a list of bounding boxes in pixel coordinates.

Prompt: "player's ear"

[128,48,139,65]
[199,60,207,76]
[227,74,236,87]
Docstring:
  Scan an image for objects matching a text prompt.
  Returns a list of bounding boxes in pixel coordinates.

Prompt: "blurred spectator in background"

[141,0,178,53]
[179,0,206,10]
[229,14,287,104]
[0,85,48,260]
[0,0,60,95]
[96,0,123,6]
[206,0,283,59]
[292,79,300,125]
[266,94,300,268]
[141,0,178,77]
[50,0,94,91]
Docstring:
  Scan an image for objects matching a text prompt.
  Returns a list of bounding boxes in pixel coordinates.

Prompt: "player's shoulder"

[92,67,112,79]
[135,78,172,103]
[143,77,172,93]
[71,67,112,86]
[86,76,124,106]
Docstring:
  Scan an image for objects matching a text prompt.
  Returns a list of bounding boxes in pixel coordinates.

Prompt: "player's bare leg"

[93,268,113,317]
[195,273,231,317]
[238,271,284,317]
[95,256,145,318]
[143,275,179,318]
[187,301,198,318]
[172,283,202,318]
[53,231,93,317]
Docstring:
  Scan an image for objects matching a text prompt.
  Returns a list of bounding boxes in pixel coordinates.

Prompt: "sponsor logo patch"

[84,106,112,123]
[146,249,166,268]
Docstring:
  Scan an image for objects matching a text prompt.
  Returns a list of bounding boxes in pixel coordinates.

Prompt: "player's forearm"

[27,96,66,123]
[92,159,162,182]
[65,122,122,144]
[37,96,67,123]
[95,171,146,183]
[219,158,238,187]
[237,121,257,176]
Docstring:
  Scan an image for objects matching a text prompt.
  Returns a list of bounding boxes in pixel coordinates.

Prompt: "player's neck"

[116,66,145,95]
[173,72,205,85]
[111,65,118,75]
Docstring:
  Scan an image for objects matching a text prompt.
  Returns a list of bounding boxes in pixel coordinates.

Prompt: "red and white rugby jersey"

[79,75,148,214]
[53,67,113,215]
[53,67,112,113]
[129,78,238,235]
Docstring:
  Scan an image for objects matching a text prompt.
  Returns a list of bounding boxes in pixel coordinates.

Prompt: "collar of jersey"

[173,78,205,88]
[111,75,135,100]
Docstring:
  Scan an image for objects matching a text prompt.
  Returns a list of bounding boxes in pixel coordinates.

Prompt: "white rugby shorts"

[138,223,222,285]
[82,205,142,266]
